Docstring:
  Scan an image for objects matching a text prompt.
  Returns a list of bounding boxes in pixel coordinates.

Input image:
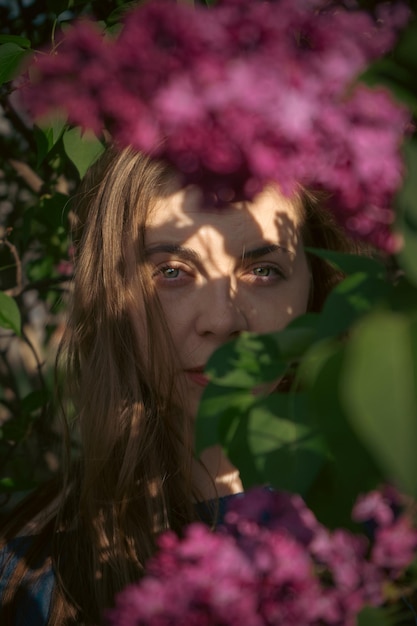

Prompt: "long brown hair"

[0,147,364,625]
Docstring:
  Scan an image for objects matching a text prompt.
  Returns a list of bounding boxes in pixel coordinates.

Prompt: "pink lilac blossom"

[352,486,417,575]
[105,487,417,626]
[23,0,411,252]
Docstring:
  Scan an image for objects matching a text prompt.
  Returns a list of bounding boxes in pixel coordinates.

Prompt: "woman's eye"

[152,264,191,286]
[161,266,180,279]
[252,266,272,277]
[247,265,284,282]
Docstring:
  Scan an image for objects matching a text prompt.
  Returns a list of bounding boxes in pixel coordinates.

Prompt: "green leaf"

[0,477,16,492]
[396,138,417,286]
[342,311,417,498]
[63,127,105,179]
[388,275,417,314]
[357,606,392,626]
[21,390,48,414]
[1,414,30,441]
[197,363,326,492]
[0,473,36,493]
[361,58,417,111]
[393,19,417,75]
[206,326,316,388]
[195,383,254,454]
[27,255,54,282]
[37,193,71,230]
[0,35,31,49]
[317,273,391,339]
[306,248,386,279]
[34,117,67,166]
[206,332,287,387]
[0,292,21,336]
[244,392,326,495]
[308,347,382,526]
[0,43,31,84]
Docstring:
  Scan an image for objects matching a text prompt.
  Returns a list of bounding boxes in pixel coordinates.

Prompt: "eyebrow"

[241,244,290,261]
[145,244,202,264]
[145,242,290,263]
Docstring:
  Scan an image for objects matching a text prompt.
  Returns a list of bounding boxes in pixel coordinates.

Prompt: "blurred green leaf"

[357,606,392,626]
[0,35,31,48]
[0,467,36,493]
[306,248,386,279]
[37,193,71,230]
[342,311,417,498]
[360,17,417,111]
[396,138,417,286]
[27,255,54,282]
[361,58,417,111]
[21,390,48,414]
[0,477,16,492]
[317,273,391,339]
[0,43,31,84]
[63,127,105,179]
[388,275,417,314]
[1,414,31,441]
[0,292,21,336]
[308,347,382,526]
[393,18,417,75]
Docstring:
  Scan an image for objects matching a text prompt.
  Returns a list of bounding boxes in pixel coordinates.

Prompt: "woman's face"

[145,185,311,419]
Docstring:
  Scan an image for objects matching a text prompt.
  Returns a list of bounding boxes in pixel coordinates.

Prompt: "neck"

[193,445,244,501]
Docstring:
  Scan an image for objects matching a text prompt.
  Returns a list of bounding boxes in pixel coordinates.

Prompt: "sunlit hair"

[0,146,363,625]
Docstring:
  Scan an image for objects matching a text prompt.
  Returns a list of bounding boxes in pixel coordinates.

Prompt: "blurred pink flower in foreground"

[105,486,417,626]
[24,0,411,252]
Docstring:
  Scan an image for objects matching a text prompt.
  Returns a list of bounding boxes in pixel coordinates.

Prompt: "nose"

[194,278,248,338]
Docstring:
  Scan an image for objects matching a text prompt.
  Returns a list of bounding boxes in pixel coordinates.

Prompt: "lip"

[184,367,210,388]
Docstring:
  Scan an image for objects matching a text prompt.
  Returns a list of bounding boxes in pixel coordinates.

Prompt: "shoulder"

[0,535,55,626]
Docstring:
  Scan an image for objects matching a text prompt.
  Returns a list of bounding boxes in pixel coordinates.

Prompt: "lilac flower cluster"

[24,0,410,251]
[105,487,417,626]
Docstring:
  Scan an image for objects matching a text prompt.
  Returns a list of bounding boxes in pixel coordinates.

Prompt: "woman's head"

[68,147,357,427]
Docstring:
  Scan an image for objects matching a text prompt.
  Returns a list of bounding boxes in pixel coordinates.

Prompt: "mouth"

[184,366,210,388]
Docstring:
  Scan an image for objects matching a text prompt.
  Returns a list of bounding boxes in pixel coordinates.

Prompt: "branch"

[21,275,72,295]
[8,158,44,194]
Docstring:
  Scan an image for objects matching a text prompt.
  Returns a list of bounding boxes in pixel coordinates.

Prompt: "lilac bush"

[24,0,410,252]
[105,487,417,626]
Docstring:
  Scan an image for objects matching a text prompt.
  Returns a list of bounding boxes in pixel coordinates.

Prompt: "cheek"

[126,292,150,355]
[156,293,191,344]
[249,277,310,332]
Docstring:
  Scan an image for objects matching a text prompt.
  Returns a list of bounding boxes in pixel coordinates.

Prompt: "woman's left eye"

[252,266,272,277]
[247,265,284,282]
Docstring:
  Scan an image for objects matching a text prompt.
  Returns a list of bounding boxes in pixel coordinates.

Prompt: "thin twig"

[0,237,23,296]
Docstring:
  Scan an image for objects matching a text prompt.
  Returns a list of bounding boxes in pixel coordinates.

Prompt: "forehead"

[146,185,304,252]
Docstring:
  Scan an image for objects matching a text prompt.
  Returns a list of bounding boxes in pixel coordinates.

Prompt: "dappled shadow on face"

[124,181,311,421]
